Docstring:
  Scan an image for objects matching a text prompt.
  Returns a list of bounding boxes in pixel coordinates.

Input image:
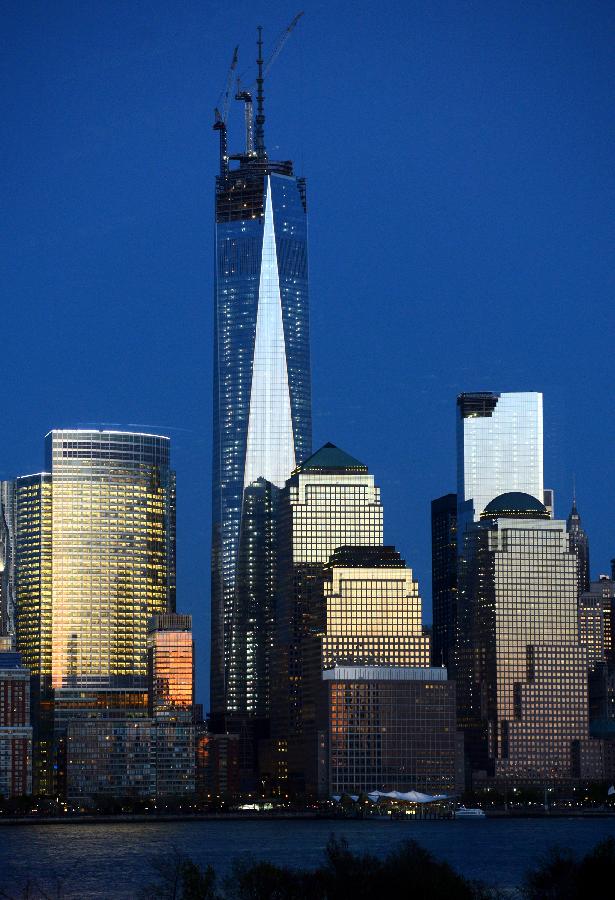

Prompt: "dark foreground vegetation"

[3,835,614,898]
[137,836,615,900]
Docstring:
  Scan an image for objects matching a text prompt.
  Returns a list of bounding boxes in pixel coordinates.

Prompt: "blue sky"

[2,1,614,702]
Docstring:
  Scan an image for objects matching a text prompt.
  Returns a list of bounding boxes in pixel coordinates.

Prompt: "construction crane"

[236,13,304,158]
[213,45,238,179]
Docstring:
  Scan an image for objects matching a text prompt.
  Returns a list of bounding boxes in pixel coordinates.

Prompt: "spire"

[571,474,577,514]
[255,26,266,158]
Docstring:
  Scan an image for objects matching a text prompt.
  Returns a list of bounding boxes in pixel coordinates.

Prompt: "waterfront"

[1,817,615,897]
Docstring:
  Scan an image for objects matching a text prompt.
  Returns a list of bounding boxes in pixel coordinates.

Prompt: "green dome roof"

[481,491,549,519]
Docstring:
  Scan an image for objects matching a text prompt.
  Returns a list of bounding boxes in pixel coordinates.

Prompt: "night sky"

[2,1,614,703]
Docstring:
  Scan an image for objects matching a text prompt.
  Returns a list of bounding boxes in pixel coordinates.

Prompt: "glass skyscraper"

[458,492,600,781]
[211,70,311,717]
[456,392,544,541]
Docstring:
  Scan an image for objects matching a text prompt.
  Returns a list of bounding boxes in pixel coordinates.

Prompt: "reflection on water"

[1,818,615,898]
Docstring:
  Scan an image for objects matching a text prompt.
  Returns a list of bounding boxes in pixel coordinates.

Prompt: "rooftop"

[295,442,368,474]
[481,491,550,520]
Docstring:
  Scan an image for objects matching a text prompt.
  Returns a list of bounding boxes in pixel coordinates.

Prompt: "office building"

[270,444,384,783]
[148,613,195,798]
[579,576,614,669]
[567,496,590,598]
[298,545,455,798]
[211,37,311,720]
[14,473,53,793]
[459,491,598,781]
[47,430,175,713]
[0,648,32,798]
[15,432,176,795]
[431,493,457,668]
[0,482,16,646]
[456,392,543,541]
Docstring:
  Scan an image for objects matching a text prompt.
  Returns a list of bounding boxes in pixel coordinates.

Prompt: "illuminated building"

[579,576,614,669]
[299,546,456,798]
[0,482,17,645]
[46,430,175,728]
[0,647,32,798]
[431,493,457,668]
[456,392,544,540]
[148,613,195,798]
[459,492,599,781]
[211,36,311,721]
[14,432,176,796]
[270,443,384,783]
[66,719,155,801]
[567,496,591,598]
[14,473,53,793]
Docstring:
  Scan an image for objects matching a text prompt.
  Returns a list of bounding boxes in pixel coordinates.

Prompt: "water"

[1,817,615,897]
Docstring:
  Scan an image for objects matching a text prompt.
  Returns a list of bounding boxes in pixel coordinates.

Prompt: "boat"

[454,806,486,819]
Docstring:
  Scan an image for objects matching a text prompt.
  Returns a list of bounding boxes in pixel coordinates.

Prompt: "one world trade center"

[210,30,311,721]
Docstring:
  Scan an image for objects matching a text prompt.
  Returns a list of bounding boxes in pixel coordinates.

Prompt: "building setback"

[297,545,456,798]
[458,491,600,782]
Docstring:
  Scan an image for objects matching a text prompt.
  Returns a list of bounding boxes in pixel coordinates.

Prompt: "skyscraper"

[15,431,176,794]
[148,613,195,798]
[0,645,32,798]
[211,37,311,717]
[458,491,599,781]
[270,443,384,785]
[431,493,457,668]
[567,496,590,597]
[456,392,544,541]
[0,482,16,646]
[46,430,175,721]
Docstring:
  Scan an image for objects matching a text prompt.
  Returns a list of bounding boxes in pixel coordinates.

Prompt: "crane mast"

[213,46,238,179]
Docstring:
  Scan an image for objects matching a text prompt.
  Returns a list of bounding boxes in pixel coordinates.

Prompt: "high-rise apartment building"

[456,392,544,541]
[211,42,311,718]
[567,497,590,598]
[459,492,599,781]
[431,493,457,668]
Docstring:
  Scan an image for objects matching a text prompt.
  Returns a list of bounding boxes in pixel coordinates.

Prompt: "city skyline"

[1,3,614,705]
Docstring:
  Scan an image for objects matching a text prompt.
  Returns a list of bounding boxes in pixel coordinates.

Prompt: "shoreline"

[1,809,614,826]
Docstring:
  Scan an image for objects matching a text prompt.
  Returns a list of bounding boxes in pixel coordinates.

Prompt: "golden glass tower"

[45,430,176,716]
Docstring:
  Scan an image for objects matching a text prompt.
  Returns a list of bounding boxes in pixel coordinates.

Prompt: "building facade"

[14,473,53,793]
[431,493,457,668]
[456,392,544,541]
[148,613,195,798]
[459,492,598,781]
[567,497,591,598]
[15,431,176,796]
[211,63,312,720]
[270,444,384,785]
[0,648,32,798]
[0,482,17,646]
[297,545,456,798]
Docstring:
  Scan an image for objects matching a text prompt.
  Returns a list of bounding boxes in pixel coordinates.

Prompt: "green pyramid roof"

[296,442,367,473]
